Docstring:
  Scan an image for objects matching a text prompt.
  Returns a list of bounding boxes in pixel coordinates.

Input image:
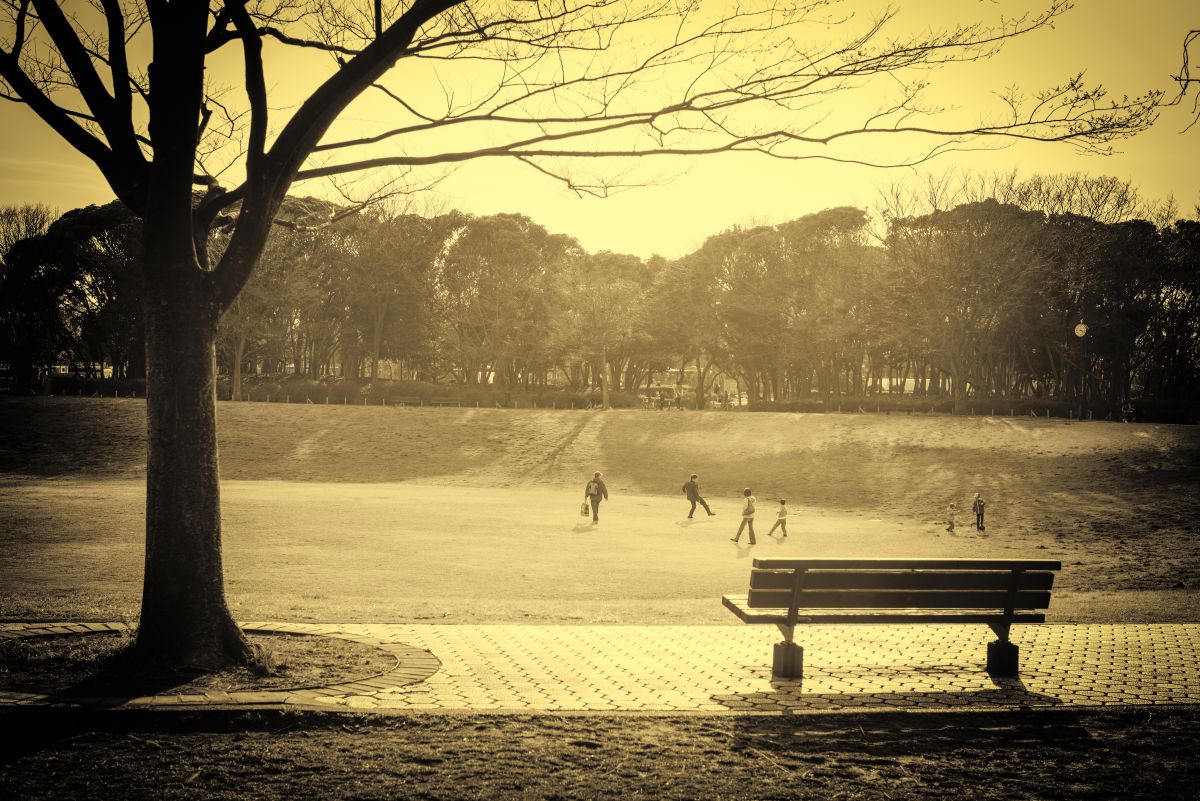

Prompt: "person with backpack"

[583,471,609,523]
[730,488,757,545]
[972,493,986,531]
[682,474,715,519]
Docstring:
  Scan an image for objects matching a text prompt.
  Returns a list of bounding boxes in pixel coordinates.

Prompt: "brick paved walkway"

[2,622,1199,713]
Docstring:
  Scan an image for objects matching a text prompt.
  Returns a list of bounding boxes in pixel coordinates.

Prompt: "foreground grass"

[1,707,1197,800]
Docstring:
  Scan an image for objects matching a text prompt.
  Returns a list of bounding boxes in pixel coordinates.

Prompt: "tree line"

[2,174,1197,419]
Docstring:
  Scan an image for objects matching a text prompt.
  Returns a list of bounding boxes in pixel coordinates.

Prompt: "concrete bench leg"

[772,641,804,679]
[986,640,1019,676]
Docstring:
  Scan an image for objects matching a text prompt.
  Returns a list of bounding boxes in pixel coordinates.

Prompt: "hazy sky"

[0,0,1196,258]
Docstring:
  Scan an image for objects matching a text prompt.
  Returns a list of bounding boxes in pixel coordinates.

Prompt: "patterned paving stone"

[2,622,1199,713]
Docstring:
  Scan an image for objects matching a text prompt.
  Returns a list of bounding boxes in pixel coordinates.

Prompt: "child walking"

[767,499,789,539]
[946,501,957,533]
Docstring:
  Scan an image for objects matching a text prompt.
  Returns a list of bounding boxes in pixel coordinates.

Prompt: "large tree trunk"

[135,242,252,671]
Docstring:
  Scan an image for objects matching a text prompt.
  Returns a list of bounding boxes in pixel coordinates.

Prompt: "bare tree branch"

[223,0,266,172]
[1165,29,1199,131]
[10,0,31,58]
[29,0,115,130]
[207,0,465,311]
[0,47,116,176]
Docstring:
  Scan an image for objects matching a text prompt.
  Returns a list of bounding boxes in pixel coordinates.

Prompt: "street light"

[1074,321,1088,419]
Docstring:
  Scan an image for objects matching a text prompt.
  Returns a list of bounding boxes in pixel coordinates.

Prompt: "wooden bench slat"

[746,588,1052,609]
[722,596,1047,626]
[751,557,1062,571]
[748,570,1056,592]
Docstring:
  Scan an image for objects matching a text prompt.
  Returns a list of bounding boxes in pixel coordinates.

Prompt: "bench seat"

[721,596,1047,626]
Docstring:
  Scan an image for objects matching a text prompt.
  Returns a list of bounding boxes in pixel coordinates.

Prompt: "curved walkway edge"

[2,622,1199,714]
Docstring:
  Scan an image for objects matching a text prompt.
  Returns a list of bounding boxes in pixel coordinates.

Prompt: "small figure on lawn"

[682,473,715,519]
[972,492,986,531]
[946,501,958,533]
[584,471,609,523]
[767,498,789,539]
[731,488,757,545]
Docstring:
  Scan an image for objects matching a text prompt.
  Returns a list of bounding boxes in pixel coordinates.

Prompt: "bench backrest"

[746,558,1061,612]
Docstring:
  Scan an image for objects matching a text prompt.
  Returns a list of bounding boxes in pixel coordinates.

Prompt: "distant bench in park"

[390,397,462,407]
[723,558,1061,679]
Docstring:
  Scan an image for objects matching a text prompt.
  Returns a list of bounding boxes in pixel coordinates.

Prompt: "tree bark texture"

[135,236,251,670]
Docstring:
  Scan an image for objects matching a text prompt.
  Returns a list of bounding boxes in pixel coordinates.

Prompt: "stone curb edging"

[0,622,441,708]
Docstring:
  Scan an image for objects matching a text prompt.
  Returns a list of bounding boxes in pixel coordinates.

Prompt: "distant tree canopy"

[6,175,1198,420]
[0,201,142,384]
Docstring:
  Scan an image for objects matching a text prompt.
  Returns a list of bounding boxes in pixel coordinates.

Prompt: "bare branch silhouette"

[1165,28,1199,131]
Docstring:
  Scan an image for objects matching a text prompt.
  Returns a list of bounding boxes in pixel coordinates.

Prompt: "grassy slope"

[1,396,1198,622]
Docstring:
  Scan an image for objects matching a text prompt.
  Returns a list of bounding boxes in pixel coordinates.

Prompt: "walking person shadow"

[732,542,755,559]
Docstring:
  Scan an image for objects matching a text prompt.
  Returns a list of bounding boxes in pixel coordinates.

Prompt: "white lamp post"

[1074,321,1088,419]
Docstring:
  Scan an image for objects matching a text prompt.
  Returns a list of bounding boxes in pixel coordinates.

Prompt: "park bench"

[391,397,462,407]
[722,557,1061,679]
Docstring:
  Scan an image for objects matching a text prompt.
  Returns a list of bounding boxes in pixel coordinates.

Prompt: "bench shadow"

[711,669,1062,712]
[724,706,1096,763]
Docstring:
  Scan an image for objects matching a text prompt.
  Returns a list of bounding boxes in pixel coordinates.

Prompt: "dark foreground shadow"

[0,707,318,766]
[725,705,1097,761]
[1,632,205,708]
[54,660,207,701]
[711,671,1062,713]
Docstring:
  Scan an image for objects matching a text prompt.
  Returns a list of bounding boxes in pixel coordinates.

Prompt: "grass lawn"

[1,396,1197,624]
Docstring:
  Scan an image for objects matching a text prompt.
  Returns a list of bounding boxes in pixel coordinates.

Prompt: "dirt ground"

[1,397,1197,624]
[1,707,1197,800]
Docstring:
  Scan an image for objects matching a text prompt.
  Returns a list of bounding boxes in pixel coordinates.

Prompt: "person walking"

[767,498,789,539]
[682,474,715,519]
[584,471,609,523]
[972,493,986,531]
[731,488,757,544]
[946,501,958,533]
